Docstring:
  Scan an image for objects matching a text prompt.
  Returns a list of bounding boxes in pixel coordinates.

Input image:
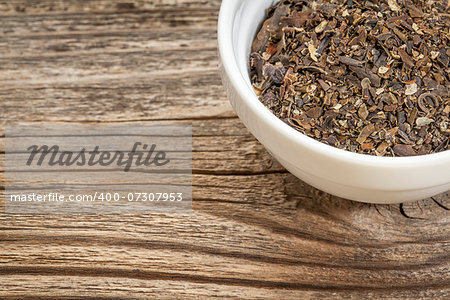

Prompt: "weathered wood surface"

[0,1,449,299]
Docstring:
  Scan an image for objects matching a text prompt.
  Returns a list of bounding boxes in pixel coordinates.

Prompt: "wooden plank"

[0,119,284,174]
[1,173,449,297]
[0,0,222,16]
[1,276,447,299]
[0,0,449,298]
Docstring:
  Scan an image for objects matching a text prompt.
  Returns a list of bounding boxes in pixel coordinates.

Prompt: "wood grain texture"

[0,0,449,299]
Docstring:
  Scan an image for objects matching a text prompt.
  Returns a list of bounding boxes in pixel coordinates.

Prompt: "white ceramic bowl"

[218,0,450,204]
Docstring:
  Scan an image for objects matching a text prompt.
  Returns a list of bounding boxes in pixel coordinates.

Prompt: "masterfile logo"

[26,142,170,172]
[5,124,192,214]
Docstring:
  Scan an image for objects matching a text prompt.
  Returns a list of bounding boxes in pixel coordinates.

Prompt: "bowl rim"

[217,0,450,168]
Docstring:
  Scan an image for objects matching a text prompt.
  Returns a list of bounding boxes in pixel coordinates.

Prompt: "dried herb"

[250,0,449,156]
